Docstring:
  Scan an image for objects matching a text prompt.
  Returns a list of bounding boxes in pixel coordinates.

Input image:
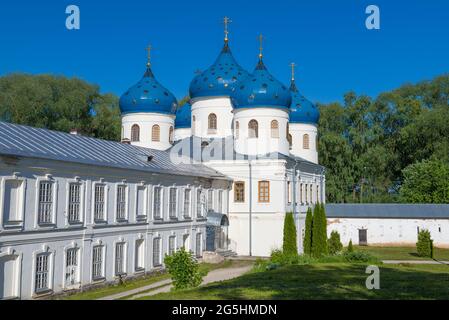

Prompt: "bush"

[347,240,354,253]
[283,212,298,256]
[164,247,203,290]
[343,251,379,263]
[328,231,343,255]
[303,208,313,255]
[416,229,433,258]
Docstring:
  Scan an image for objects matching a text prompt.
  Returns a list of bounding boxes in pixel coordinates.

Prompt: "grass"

[355,246,449,261]
[60,259,250,300]
[139,262,449,300]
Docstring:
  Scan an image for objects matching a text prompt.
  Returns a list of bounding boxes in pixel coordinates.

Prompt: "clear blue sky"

[1,0,448,104]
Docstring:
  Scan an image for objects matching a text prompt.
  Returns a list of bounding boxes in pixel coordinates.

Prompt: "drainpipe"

[249,160,252,257]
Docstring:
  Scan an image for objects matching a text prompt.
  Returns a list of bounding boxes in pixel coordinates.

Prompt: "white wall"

[327,218,449,248]
[191,97,234,138]
[289,123,318,164]
[174,128,191,141]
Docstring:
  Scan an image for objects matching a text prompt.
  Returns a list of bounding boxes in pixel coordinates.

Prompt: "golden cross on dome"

[290,62,296,81]
[258,34,264,59]
[223,16,232,41]
[146,45,152,67]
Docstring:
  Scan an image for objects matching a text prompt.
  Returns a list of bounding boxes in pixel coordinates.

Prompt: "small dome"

[189,41,249,99]
[289,80,319,124]
[175,102,191,129]
[231,58,292,110]
[119,66,178,115]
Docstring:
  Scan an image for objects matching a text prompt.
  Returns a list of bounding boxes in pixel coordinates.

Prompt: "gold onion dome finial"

[146,45,152,67]
[258,34,264,60]
[290,62,296,81]
[223,16,232,42]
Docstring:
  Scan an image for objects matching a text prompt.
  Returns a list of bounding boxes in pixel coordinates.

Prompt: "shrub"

[347,239,354,253]
[416,229,433,258]
[328,231,343,255]
[343,251,379,263]
[303,208,313,255]
[164,247,203,290]
[283,212,298,256]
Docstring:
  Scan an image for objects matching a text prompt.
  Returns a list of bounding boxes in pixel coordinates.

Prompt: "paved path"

[382,260,449,265]
[97,278,172,301]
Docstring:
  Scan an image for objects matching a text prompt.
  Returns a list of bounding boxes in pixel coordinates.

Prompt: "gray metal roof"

[0,121,227,180]
[207,211,229,227]
[326,204,449,219]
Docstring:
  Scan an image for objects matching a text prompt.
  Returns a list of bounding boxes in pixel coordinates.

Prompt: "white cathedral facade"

[0,24,324,299]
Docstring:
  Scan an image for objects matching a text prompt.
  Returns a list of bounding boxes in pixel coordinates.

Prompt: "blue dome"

[119,66,178,115]
[231,59,292,110]
[175,103,191,128]
[289,80,320,124]
[189,41,249,99]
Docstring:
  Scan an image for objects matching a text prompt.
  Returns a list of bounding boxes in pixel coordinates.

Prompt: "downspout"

[249,160,252,257]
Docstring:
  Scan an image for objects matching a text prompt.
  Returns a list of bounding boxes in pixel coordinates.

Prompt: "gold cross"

[223,16,232,41]
[258,34,264,59]
[290,62,296,81]
[146,45,152,67]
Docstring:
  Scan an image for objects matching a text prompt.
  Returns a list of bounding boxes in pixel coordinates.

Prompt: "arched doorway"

[206,212,230,252]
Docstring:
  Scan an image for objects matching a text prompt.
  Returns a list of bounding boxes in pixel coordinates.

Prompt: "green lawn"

[355,246,449,261]
[139,263,449,300]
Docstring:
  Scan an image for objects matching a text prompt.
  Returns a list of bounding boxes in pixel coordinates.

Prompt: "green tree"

[347,239,354,253]
[303,208,313,255]
[311,204,328,257]
[416,229,433,258]
[327,230,343,255]
[164,247,203,290]
[400,159,449,203]
[283,212,298,256]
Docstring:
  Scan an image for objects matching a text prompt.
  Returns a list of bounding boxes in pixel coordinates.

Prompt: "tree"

[416,229,433,258]
[347,240,354,253]
[400,159,449,203]
[283,212,298,256]
[311,204,328,257]
[328,231,343,255]
[303,208,313,255]
[164,247,203,290]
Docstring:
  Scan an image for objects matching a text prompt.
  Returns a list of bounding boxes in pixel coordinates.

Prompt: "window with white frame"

[153,187,162,219]
[135,239,145,271]
[183,189,191,218]
[92,246,104,280]
[68,183,81,223]
[38,181,53,225]
[169,188,177,219]
[195,233,202,258]
[65,248,79,287]
[35,253,50,293]
[218,190,223,213]
[207,190,213,212]
[196,189,203,218]
[136,186,146,218]
[2,179,24,226]
[169,236,176,255]
[287,181,292,204]
[116,185,127,221]
[153,237,162,267]
[115,242,126,275]
[94,184,106,221]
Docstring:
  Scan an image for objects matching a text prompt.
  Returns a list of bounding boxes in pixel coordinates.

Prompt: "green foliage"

[311,204,328,257]
[164,247,202,290]
[0,74,121,140]
[303,208,313,255]
[342,251,379,263]
[328,231,343,255]
[347,240,354,253]
[400,159,449,203]
[282,212,298,256]
[416,229,434,258]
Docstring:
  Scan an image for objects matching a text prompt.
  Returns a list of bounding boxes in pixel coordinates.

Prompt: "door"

[0,255,19,300]
[65,249,78,288]
[358,229,368,246]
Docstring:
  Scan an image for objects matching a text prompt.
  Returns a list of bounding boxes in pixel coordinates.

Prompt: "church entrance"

[206,212,229,252]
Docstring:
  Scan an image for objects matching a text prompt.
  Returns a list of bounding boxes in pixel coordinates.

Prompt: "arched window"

[271,120,279,138]
[248,120,258,138]
[169,126,174,144]
[152,125,160,142]
[303,134,310,149]
[235,121,240,139]
[288,134,293,149]
[192,116,196,135]
[208,113,217,131]
[131,124,140,142]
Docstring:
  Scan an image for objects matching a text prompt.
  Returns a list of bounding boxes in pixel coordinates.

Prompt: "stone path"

[98,265,253,300]
[382,260,449,265]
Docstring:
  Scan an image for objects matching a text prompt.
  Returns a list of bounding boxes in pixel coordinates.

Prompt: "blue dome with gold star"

[175,102,191,128]
[231,58,292,110]
[289,80,319,124]
[189,41,249,99]
[119,65,178,115]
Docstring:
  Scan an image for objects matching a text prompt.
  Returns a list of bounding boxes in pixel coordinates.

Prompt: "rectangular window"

[310,184,313,204]
[116,185,127,221]
[3,179,24,225]
[287,181,292,203]
[153,187,162,219]
[300,183,303,204]
[65,248,78,286]
[258,181,270,203]
[234,182,245,203]
[35,254,49,293]
[169,188,177,219]
[195,233,202,258]
[183,189,191,218]
[218,190,223,213]
[94,184,106,221]
[305,184,308,204]
[92,246,104,280]
[207,190,213,212]
[153,238,161,267]
[136,186,146,218]
[316,185,320,203]
[196,189,203,218]
[135,240,145,271]
[68,183,81,223]
[115,243,126,275]
[38,181,53,224]
[169,236,176,256]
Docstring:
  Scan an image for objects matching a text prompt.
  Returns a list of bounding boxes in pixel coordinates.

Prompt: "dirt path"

[382,260,449,265]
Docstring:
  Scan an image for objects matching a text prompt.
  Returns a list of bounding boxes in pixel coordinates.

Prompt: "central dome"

[189,41,249,99]
[231,58,292,110]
